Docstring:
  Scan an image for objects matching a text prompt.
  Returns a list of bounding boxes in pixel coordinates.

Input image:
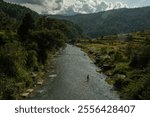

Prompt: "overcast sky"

[4,0,150,15]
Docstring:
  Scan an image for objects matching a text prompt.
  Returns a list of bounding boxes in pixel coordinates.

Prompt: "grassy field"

[78,30,150,100]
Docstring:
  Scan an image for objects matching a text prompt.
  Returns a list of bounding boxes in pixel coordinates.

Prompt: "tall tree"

[17,13,34,42]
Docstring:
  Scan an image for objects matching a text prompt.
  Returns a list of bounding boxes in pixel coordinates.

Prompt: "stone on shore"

[49,74,57,78]
[26,89,34,93]
[37,80,44,85]
[21,93,30,98]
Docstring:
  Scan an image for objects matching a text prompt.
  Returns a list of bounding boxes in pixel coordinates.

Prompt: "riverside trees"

[0,4,82,99]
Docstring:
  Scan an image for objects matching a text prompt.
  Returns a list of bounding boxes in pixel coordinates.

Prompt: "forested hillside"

[0,0,82,99]
[49,7,150,37]
[0,0,38,20]
[0,0,38,30]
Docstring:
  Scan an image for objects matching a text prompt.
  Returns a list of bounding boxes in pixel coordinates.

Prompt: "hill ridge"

[49,6,150,38]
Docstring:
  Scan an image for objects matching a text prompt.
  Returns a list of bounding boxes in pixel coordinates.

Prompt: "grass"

[78,30,150,99]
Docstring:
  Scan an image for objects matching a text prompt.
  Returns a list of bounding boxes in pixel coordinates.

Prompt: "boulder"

[31,72,37,78]
[37,80,44,85]
[20,93,30,98]
[26,89,34,93]
[117,74,126,78]
[96,68,102,72]
[102,64,115,71]
[49,74,57,78]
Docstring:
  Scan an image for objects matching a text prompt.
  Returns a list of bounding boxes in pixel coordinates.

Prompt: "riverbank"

[77,31,150,99]
[21,51,61,99]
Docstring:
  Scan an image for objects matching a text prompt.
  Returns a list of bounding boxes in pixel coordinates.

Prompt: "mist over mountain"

[49,6,150,37]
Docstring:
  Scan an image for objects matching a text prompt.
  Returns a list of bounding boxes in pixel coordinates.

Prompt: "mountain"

[49,7,150,38]
[0,0,82,39]
[0,0,39,30]
[0,0,38,21]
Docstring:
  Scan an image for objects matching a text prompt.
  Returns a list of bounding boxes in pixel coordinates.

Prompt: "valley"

[0,0,150,100]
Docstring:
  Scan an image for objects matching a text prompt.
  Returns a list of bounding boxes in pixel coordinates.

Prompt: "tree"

[17,13,34,42]
[31,29,66,64]
[129,45,150,68]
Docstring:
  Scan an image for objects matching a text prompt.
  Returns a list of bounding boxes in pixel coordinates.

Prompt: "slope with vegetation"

[0,0,38,30]
[0,0,82,99]
[78,30,150,99]
[49,7,150,38]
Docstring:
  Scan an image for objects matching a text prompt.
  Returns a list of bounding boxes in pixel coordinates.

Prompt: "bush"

[121,81,144,100]
[0,78,18,99]
[18,13,34,42]
[113,63,129,75]
[0,33,35,99]
[31,29,66,64]
[140,76,150,99]
[129,45,150,69]
[26,50,39,71]
[114,77,130,91]
[112,51,126,62]
[0,42,27,77]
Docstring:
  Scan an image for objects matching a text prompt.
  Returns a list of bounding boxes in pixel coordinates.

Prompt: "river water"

[29,44,119,100]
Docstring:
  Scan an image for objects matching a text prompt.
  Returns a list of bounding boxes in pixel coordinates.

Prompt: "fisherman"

[87,75,90,82]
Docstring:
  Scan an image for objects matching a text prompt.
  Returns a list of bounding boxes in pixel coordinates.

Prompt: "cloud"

[58,0,128,15]
[4,0,128,15]
[113,2,128,9]
[5,0,45,5]
[4,0,64,13]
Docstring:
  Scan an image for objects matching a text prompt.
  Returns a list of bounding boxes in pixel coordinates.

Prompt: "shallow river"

[29,44,119,100]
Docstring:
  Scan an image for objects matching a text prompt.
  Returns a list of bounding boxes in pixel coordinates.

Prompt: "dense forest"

[49,7,150,38]
[0,0,82,99]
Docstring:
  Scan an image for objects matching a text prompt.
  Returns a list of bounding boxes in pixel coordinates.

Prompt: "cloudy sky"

[4,0,150,15]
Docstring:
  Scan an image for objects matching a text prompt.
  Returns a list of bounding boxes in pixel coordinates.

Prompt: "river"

[29,44,119,100]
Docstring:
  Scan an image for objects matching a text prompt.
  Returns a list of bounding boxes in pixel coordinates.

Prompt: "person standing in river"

[87,75,90,82]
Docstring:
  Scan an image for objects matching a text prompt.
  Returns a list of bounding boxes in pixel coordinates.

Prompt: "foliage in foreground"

[0,9,82,99]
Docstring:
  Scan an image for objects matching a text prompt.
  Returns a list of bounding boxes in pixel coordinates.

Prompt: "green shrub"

[26,50,39,71]
[100,47,107,55]
[129,45,150,68]
[114,77,130,91]
[113,51,125,62]
[0,78,18,99]
[31,29,66,64]
[121,81,144,100]
[0,34,34,99]
[113,63,129,75]
[140,76,150,99]
[0,42,27,77]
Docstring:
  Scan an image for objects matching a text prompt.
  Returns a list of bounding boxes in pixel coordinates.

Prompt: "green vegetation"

[0,1,82,99]
[0,0,38,21]
[78,30,150,99]
[1,0,150,100]
[50,7,150,38]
